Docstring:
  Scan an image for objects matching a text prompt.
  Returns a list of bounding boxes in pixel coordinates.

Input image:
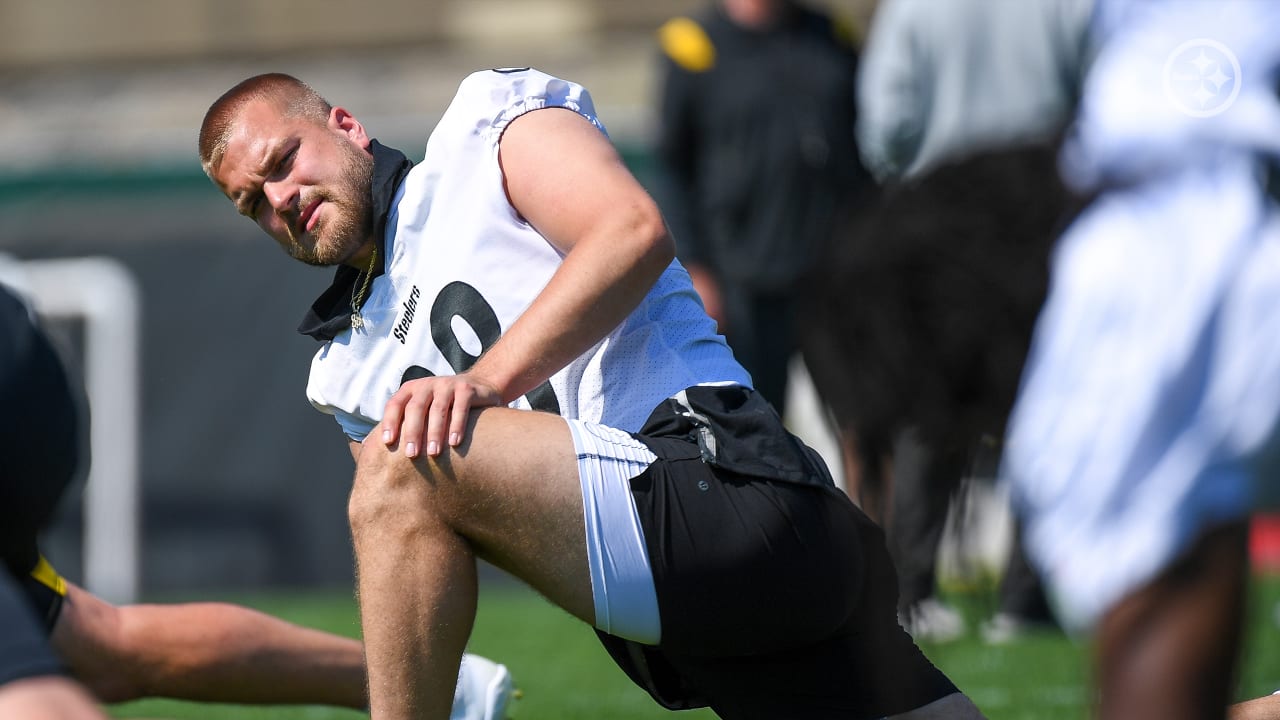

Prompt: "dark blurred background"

[0,0,877,600]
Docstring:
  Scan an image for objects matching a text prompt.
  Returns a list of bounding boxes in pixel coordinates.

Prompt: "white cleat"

[451,653,520,720]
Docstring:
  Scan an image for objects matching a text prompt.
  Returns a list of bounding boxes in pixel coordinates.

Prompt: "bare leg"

[1095,521,1249,720]
[51,583,367,707]
[349,407,594,720]
[352,483,477,720]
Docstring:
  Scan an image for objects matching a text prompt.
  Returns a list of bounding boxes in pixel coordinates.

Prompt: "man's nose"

[264,180,297,216]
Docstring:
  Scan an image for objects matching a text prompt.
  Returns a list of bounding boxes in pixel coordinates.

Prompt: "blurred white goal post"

[1,254,140,604]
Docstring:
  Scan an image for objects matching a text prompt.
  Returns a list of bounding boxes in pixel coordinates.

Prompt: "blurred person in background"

[809,126,1280,720]
[856,0,1097,183]
[817,0,1099,643]
[651,0,873,417]
[0,280,514,720]
[813,0,1280,717]
[198,66,987,720]
[1002,1,1280,717]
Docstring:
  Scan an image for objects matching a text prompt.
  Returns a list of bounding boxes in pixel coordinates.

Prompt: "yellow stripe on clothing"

[30,555,67,597]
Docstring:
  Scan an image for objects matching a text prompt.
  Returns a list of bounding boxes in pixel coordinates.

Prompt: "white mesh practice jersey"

[305,68,750,441]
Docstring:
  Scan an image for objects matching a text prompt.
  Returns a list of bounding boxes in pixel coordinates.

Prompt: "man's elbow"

[633,198,676,269]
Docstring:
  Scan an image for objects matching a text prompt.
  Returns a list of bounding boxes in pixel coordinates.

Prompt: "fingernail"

[406,442,417,458]
[427,441,439,456]
[382,428,392,442]
[449,433,459,446]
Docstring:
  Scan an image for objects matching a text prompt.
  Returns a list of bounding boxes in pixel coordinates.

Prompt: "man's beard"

[286,138,375,267]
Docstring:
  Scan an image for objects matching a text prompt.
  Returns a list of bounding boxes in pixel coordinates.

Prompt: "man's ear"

[329,107,371,150]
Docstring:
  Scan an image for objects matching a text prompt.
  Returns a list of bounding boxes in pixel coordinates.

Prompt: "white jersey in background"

[305,68,749,441]
[1001,0,1280,631]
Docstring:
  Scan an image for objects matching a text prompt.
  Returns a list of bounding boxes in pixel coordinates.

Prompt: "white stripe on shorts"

[566,418,662,644]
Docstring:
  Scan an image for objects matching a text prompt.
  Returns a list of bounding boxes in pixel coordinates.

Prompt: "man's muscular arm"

[382,107,674,457]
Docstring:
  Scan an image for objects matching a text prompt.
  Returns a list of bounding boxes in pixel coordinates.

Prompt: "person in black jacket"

[653,0,873,415]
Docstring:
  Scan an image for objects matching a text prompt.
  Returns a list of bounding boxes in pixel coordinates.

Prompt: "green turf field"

[107,574,1280,720]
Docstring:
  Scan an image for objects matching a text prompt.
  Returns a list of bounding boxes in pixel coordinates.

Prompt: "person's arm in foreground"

[0,677,107,720]
[381,106,674,456]
[51,582,367,708]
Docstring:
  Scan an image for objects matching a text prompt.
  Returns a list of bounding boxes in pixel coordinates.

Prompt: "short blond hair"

[198,73,331,176]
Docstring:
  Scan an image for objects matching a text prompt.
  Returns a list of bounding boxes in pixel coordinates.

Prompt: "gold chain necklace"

[349,246,378,330]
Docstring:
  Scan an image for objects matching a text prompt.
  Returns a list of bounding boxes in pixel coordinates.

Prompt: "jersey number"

[400,281,561,414]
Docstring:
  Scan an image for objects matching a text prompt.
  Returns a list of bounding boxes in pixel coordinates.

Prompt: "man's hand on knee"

[380,374,503,459]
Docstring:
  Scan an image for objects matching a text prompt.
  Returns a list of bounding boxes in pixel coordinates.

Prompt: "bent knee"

[348,442,452,534]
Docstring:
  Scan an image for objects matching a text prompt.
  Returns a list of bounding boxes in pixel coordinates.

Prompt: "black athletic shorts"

[0,571,65,687]
[596,386,958,719]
